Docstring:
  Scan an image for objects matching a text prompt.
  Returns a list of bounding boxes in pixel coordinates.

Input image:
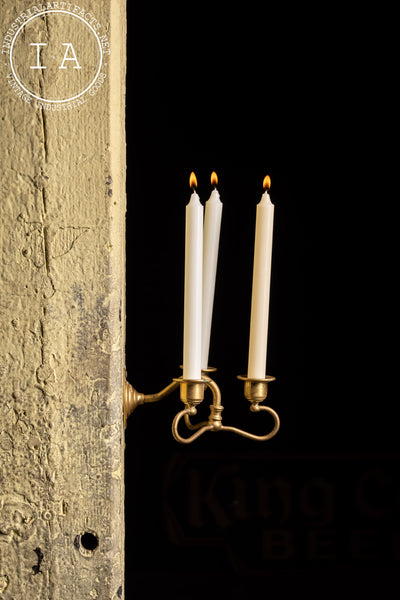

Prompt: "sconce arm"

[171,375,280,443]
[172,407,213,443]
[123,371,180,427]
[218,405,280,441]
[184,413,209,430]
[124,369,280,443]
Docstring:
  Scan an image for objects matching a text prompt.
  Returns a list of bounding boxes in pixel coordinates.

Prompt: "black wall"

[125,3,396,598]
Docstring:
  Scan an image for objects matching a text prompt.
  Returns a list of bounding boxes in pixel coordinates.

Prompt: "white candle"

[247,176,274,379]
[183,172,204,380]
[201,172,223,370]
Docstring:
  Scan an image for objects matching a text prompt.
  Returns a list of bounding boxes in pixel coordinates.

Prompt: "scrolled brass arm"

[123,369,280,443]
[172,406,213,444]
[171,375,280,443]
[217,405,280,441]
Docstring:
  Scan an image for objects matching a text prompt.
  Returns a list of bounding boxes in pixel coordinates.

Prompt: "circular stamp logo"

[2,4,110,110]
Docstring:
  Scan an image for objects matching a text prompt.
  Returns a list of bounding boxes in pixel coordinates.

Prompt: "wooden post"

[0,1,126,598]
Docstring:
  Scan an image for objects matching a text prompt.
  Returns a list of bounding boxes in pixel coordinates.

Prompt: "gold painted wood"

[0,1,126,598]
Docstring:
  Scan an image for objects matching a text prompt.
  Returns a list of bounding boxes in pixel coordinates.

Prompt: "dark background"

[124,2,396,598]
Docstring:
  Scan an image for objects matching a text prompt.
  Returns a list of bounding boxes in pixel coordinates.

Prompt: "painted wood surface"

[0,1,126,597]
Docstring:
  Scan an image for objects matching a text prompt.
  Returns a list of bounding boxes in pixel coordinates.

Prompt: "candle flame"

[263,175,271,191]
[189,171,198,190]
[210,171,218,187]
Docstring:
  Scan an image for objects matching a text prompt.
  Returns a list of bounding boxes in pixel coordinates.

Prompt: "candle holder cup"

[123,368,280,443]
[237,374,275,405]
[177,378,205,404]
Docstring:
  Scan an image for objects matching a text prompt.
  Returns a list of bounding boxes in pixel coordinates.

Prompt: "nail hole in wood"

[80,532,99,551]
[74,531,99,556]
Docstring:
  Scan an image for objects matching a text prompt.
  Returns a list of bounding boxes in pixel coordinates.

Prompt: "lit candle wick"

[210,171,218,190]
[189,171,198,192]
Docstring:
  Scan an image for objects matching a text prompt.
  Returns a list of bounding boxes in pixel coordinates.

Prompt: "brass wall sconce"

[123,370,280,444]
[124,172,280,444]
